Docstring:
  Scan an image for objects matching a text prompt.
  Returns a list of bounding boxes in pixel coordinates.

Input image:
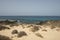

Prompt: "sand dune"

[0,21,60,40]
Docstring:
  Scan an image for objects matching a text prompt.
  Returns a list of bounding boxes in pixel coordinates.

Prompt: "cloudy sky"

[0,0,60,16]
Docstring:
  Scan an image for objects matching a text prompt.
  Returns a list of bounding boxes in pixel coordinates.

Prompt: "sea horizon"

[0,16,60,23]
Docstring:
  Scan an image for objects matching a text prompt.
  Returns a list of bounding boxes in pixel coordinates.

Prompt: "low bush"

[30,26,39,32]
[35,33,43,38]
[0,25,10,31]
[0,35,12,40]
[17,31,27,37]
[12,30,18,34]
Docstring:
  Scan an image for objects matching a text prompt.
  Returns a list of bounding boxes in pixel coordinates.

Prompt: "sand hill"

[0,20,60,40]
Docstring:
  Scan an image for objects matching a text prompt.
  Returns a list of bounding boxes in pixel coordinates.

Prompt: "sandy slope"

[0,24,60,40]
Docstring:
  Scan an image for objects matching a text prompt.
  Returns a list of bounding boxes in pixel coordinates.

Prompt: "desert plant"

[30,26,39,32]
[27,24,34,28]
[27,25,31,28]
[56,29,60,31]
[42,29,47,32]
[0,35,12,40]
[0,25,10,31]
[27,25,33,28]
[35,33,44,38]
[17,31,27,37]
[50,25,56,29]
[12,30,18,34]
[36,21,47,25]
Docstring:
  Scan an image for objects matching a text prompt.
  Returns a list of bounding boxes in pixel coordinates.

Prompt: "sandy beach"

[0,20,60,40]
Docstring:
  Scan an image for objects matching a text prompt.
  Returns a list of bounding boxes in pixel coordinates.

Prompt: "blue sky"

[0,0,60,16]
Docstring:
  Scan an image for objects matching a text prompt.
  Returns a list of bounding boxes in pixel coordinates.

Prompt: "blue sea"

[0,16,60,23]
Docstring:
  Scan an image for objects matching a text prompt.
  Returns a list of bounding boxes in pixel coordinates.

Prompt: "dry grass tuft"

[35,33,44,38]
[0,25,10,31]
[56,29,60,31]
[10,24,19,27]
[42,29,47,32]
[30,26,39,32]
[17,31,27,37]
[27,25,33,28]
[50,25,56,29]
[27,26,31,28]
[12,30,18,34]
[0,35,12,40]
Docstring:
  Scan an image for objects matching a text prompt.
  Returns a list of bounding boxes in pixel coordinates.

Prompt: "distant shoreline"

[0,16,60,24]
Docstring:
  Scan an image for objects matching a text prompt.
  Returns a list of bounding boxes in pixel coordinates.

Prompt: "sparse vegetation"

[10,23,19,27]
[35,33,44,38]
[12,30,18,34]
[30,26,39,32]
[56,28,60,31]
[36,21,47,25]
[21,25,25,29]
[0,19,18,27]
[50,26,56,29]
[27,25,31,28]
[0,19,17,25]
[27,25,33,28]
[0,25,10,31]
[17,31,27,37]
[42,29,47,32]
[0,35,12,40]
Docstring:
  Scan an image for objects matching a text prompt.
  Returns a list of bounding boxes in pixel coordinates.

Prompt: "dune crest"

[0,20,60,40]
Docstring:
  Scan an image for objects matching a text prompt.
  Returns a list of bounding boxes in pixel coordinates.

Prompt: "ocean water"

[0,16,60,23]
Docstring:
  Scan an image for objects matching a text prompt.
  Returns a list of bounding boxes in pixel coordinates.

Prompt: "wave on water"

[0,16,60,23]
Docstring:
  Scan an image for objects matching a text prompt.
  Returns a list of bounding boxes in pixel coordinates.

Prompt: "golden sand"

[0,23,60,40]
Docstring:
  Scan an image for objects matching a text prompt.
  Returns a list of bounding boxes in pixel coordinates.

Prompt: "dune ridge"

[0,20,60,40]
